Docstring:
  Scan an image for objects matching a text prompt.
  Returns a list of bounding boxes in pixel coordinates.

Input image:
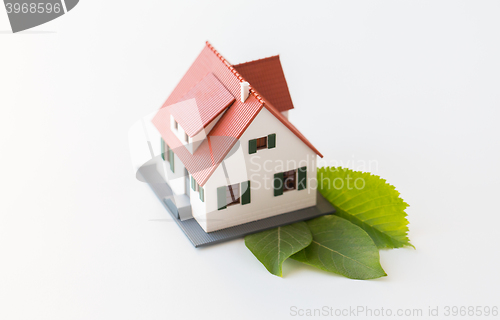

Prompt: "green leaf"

[245,222,312,277]
[317,167,412,249]
[291,215,386,280]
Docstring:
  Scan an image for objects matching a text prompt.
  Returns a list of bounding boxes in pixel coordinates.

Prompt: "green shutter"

[217,186,227,210]
[274,172,284,197]
[199,187,204,202]
[191,176,195,190]
[268,133,276,149]
[169,148,174,172]
[241,181,251,205]
[249,139,257,154]
[161,138,165,161]
[298,166,307,190]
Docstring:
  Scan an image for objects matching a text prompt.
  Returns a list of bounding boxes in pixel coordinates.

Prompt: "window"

[217,181,251,210]
[297,166,307,190]
[274,166,307,196]
[226,184,240,206]
[185,132,189,143]
[190,176,204,202]
[168,144,174,172]
[256,136,267,150]
[161,138,166,161]
[249,134,276,154]
[199,186,204,202]
[283,169,296,192]
[173,120,178,130]
[191,176,198,191]
[161,138,174,172]
[241,181,251,205]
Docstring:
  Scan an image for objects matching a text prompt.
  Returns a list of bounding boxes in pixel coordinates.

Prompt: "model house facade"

[152,42,323,233]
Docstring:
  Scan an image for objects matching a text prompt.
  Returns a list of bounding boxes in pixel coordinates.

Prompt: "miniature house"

[152,42,323,233]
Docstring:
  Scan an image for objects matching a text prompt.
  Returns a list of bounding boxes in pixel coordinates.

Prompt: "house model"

[147,42,334,246]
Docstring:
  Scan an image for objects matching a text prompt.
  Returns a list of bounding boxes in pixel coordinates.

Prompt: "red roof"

[152,42,322,186]
[233,56,294,113]
[170,73,235,137]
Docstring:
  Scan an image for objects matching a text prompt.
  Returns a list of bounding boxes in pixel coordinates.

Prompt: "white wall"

[160,151,186,195]
[129,112,188,196]
[196,107,318,232]
[152,133,186,196]
[188,176,207,230]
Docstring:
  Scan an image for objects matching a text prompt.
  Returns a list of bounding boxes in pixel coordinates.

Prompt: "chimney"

[240,81,249,102]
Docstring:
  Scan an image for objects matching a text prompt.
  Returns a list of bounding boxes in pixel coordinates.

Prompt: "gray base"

[164,194,193,221]
[138,164,335,247]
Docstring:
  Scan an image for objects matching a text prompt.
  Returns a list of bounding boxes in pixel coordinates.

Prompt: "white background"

[1,1,499,319]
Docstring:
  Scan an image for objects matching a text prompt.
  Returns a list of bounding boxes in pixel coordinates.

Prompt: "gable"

[241,107,319,160]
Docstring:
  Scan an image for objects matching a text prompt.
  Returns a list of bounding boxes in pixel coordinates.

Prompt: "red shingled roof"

[152,42,321,186]
[233,56,294,113]
[170,73,235,137]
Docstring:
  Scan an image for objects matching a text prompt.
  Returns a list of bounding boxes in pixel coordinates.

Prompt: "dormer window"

[170,115,192,146]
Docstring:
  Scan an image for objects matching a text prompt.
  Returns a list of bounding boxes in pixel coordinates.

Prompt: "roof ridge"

[205,41,266,105]
[232,54,280,67]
